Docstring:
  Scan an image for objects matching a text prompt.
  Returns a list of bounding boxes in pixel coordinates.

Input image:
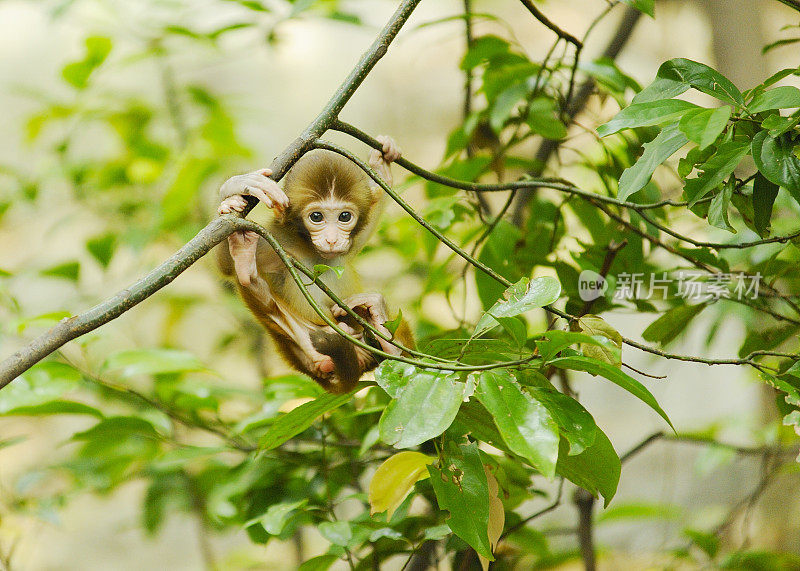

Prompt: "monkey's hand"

[368,136,401,188]
[218,168,290,216]
[332,293,402,356]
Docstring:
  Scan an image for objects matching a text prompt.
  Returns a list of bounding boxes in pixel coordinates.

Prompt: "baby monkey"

[217,137,413,393]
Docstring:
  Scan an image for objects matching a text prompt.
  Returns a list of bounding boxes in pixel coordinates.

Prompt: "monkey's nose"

[325,237,337,246]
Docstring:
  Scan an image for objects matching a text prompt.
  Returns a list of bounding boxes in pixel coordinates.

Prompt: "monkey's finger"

[245,175,290,210]
[257,168,273,177]
[244,185,275,208]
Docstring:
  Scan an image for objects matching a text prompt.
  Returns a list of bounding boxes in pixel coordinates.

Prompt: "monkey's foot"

[312,355,336,376]
[368,135,402,179]
[332,293,402,356]
[226,230,259,286]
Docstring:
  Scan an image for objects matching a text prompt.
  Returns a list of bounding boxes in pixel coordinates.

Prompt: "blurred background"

[1,0,799,569]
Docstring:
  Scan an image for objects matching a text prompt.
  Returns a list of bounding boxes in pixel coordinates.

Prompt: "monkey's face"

[301,198,360,259]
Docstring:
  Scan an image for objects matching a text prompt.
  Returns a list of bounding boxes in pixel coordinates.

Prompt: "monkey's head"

[280,151,379,259]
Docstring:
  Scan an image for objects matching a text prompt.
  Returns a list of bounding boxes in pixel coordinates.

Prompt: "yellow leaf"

[479,466,505,571]
[369,451,433,519]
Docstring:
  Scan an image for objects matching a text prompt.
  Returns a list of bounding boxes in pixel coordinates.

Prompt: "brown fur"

[279,150,375,237]
[218,148,413,393]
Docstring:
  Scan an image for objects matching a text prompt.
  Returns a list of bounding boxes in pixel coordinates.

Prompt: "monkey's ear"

[370,186,382,206]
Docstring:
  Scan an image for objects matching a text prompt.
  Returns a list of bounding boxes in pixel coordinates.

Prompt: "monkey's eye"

[338,211,352,223]
[309,211,324,223]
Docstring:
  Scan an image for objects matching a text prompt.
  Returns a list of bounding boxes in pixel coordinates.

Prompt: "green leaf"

[490,83,527,132]
[526,382,598,456]
[708,180,735,233]
[474,276,561,337]
[384,309,404,337]
[476,370,559,477]
[684,529,719,558]
[297,555,339,571]
[102,348,205,378]
[374,360,416,399]
[246,500,308,536]
[41,261,80,282]
[2,400,103,418]
[556,431,620,507]
[633,76,689,104]
[461,35,510,70]
[597,502,680,523]
[642,303,706,346]
[678,106,731,150]
[0,362,82,413]
[752,172,780,237]
[548,356,673,429]
[683,139,750,206]
[748,85,800,113]
[379,370,465,448]
[151,446,228,470]
[621,0,654,16]
[259,391,352,450]
[536,330,616,362]
[740,325,799,359]
[762,111,800,137]
[62,36,112,89]
[526,98,567,140]
[576,315,623,368]
[751,130,800,204]
[658,58,743,106]
[762,37,800,54]
[369,451,433,519]
[618,124,689,201]
[453,400,514,455]
[0,436,26,451]
[86,233,117,268]
[428,442,493,560]
[313,264,344,278]
[496,316,528,348]
[318,521,352,547]
[598,99,700,138]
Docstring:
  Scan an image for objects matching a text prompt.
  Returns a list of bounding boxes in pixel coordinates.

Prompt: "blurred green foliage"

[2,0,800,569]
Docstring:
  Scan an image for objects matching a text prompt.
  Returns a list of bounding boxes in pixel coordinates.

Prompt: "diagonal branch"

[239,0,422,216]
[0,216,239,388]
[0,0,423,387]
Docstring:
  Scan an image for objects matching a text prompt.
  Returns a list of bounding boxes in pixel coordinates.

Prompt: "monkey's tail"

[309,330,362,394]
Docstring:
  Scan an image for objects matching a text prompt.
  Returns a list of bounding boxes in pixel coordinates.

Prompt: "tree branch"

[0,216,239,387]
[238,0,422,217]
[0,0,423,388]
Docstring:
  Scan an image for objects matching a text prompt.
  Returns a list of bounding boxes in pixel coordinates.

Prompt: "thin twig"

[518,0,582,49]
[500,478,564,539]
